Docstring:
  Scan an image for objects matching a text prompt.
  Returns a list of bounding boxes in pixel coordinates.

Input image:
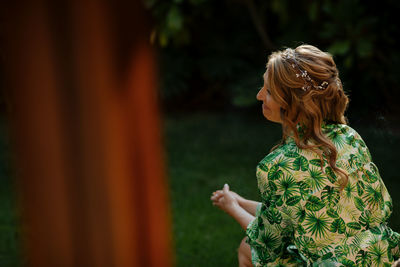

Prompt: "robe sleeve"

[245,158,305,266]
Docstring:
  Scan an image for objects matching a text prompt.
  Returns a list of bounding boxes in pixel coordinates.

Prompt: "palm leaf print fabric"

[246,124,400,266]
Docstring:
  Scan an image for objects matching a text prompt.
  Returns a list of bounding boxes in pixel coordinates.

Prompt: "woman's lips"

[263,104,269,110]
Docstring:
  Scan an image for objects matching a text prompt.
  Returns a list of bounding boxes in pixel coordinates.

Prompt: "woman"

[210,44,400,266]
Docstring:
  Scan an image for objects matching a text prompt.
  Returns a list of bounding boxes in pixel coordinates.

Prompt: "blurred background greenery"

[1,0,400,266]
[147,0,400,120]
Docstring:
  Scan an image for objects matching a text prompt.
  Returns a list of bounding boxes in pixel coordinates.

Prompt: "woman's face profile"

[256,71,282,123]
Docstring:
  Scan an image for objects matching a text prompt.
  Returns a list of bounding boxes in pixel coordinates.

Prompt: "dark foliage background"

[146,0,400,124]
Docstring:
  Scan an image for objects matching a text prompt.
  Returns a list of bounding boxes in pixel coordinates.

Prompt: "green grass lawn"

[0,109,399,266]
[162,109,400,267]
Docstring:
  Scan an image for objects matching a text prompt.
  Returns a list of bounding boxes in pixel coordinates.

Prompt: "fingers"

[211,184,230,205]
[211,184,230,199]
[210,193,222,202]
[223,183,229,193]
[211,190,223,196]
[212,197,220,204]
[212,196,224,207]
[210,189,223,200]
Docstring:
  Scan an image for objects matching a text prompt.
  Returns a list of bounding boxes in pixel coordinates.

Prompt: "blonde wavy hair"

[266,44,349,190]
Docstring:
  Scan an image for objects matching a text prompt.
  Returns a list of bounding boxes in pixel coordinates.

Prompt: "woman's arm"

[211,184,257,230]
[237,198,261,217]
[226,203,255,231]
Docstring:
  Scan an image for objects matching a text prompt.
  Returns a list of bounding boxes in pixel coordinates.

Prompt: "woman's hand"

[211,187,245,206]
[211,184,255,230]
[210,184,240,215]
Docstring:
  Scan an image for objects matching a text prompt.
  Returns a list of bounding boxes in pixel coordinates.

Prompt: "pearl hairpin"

[282,50,329,91]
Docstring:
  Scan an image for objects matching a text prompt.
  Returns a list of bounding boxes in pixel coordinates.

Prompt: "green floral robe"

[246,123,400,266]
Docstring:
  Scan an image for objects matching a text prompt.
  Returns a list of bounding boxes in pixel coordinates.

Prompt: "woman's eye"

[267,89,271,95]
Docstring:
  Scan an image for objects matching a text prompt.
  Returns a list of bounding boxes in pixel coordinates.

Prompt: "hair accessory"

[281,49,329,91]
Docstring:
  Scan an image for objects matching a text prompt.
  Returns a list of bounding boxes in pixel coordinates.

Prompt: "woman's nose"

[256,88,264,101]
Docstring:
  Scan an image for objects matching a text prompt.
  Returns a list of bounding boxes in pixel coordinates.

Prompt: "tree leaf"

[365,170,378,183]
[284,151,300,158]
[296,224,306,235]
[334,244,350,258]
[309,159,324,167]
[347,222,362,230]
[275,195,283,207]
[286,195,302,206]
[266,207,282,224]
[330,218,346,234]
[370,226,381,235]
[298,181,311,197]
[356,250,372,266]
[356,180,365,196]
[321,185,340,207]
[304,212,330,238]
[327,208,339,218]
[354,196,365,211]
[258,162,269,172]
[293,156,309,171]
[295,207,306,223]
[306,196,325,211]
[359,210,372,228]
[268,181,278,192]
[345,135,357,147]
[268,165,282,180]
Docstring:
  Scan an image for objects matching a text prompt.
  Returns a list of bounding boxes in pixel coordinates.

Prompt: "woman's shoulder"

[324,123,373,166]
[323,123,355,136]
[257,123,370,171]
[256,143,298,194]
[323,123,368,148]
[257,140,299,171]
[323,123,364,138]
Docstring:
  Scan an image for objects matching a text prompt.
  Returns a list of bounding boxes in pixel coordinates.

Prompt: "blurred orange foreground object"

[5,0,173,266]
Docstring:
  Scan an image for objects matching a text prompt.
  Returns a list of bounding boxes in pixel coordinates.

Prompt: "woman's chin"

[263,113,274,122]
[262,110,272,121]
[263,113,281,124]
